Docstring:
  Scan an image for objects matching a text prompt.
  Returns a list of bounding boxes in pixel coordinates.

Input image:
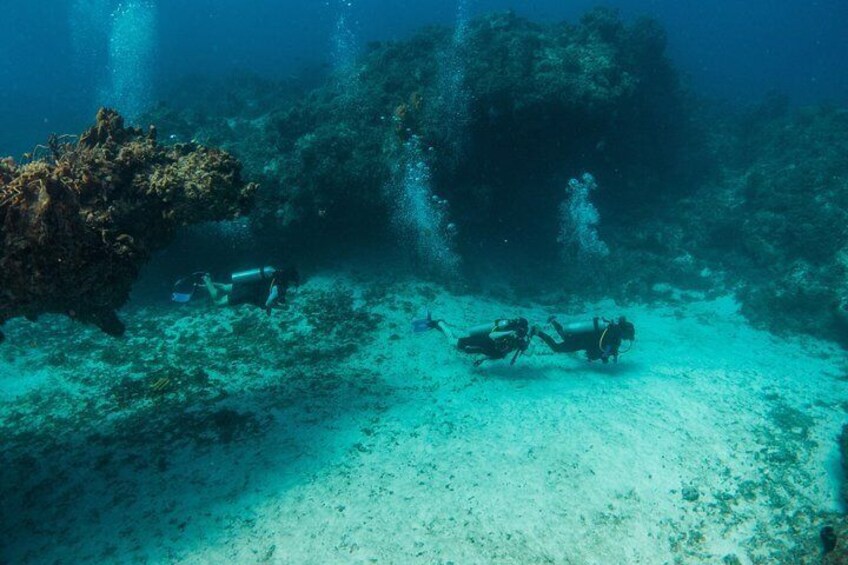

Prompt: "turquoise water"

[2,276,846,562]
[2,2,848,563]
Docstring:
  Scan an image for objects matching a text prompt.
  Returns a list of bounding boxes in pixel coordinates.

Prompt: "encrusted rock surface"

[0,108,256,340]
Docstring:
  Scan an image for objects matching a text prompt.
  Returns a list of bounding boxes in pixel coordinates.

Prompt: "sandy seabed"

[1,272,846,564]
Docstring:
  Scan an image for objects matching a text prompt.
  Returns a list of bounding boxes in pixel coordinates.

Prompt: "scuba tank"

[475,318,530,336]
[231,266,276,284]
[558,318,634,341]
[467,322,498,338]
[557,320,597,336]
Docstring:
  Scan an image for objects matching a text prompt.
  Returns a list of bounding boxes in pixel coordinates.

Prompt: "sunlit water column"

[455,0,470,43]
[70,0,111,72]
[432,0,472,163]
[387,136,460,275]
[559,173,609,264]
[67,0,112,118]
[104,0,158,122]
[330,0,361,104]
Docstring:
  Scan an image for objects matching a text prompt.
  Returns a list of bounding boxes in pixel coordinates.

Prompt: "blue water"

[3,2,848,563]
[2,0,847,155]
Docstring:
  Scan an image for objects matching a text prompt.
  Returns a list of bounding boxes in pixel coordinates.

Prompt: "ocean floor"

[1,272,847,564]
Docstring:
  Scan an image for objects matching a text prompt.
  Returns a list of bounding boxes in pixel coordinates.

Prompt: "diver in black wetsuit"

[534,316,635,363]
[201,266,300,314]
[426,316,534,366]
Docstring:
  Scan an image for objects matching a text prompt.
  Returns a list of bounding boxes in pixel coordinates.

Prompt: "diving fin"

[170,272,207,304]
[412,308,435,333]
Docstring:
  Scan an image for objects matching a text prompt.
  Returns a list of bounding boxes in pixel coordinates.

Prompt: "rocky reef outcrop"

[141,9,848,342]
[840,423,848,511]
[821,426,848,564]
[147,8,691,258]
[0,109,256,341]
[674,102,848,338]
[734,106,848,338]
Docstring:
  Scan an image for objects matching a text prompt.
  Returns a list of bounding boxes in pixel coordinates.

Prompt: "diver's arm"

[534,329,570,353]
[487,330,522,359]
[550,319,568,340]
[202,275,218,299]
[265,284,280,310]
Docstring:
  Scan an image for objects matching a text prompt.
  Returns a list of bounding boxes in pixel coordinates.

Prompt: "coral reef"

[0,278,388,562]
[0,108,256,341]
[145,8,689,258]
[673,103,848,338]
[733,106,848,337]
[138,9,848,342]
[824,528,848,565]
[842,423,848,507]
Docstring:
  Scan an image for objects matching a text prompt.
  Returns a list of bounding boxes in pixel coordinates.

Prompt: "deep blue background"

[2,0,847,155]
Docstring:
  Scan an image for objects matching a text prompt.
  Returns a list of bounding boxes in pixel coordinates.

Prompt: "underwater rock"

[0,108,256,340]
[789,518,848,562]
[681,485,700,502]
[823,523,848,565]
[841,424,848,506]
[823,526,838,554]
[149,9,689,257]
[801,427,848,564]
[681,105,848,339]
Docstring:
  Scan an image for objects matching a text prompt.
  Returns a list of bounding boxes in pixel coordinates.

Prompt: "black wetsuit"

[452,319,531,365]
[457,332,514,360]
[535,317,631,363]
[229,267,299,311]
[229,279,277,308]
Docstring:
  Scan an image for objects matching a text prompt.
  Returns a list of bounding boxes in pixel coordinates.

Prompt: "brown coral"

[0,108,257,341]
[393,92,426,138]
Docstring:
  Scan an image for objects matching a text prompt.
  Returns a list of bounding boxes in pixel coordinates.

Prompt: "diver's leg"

[212,284,232,306]
[202,275,219,299]
[534,329,566,353]
[202,275,232,306]
[550,318,569,341]
[434,320,461,348]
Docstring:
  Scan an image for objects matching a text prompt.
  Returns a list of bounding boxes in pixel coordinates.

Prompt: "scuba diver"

[172,266,300,314]
[534,316,635,363]
[416,313,534,366]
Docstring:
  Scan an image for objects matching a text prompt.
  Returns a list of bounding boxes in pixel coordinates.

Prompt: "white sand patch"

[2,277,847,563]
